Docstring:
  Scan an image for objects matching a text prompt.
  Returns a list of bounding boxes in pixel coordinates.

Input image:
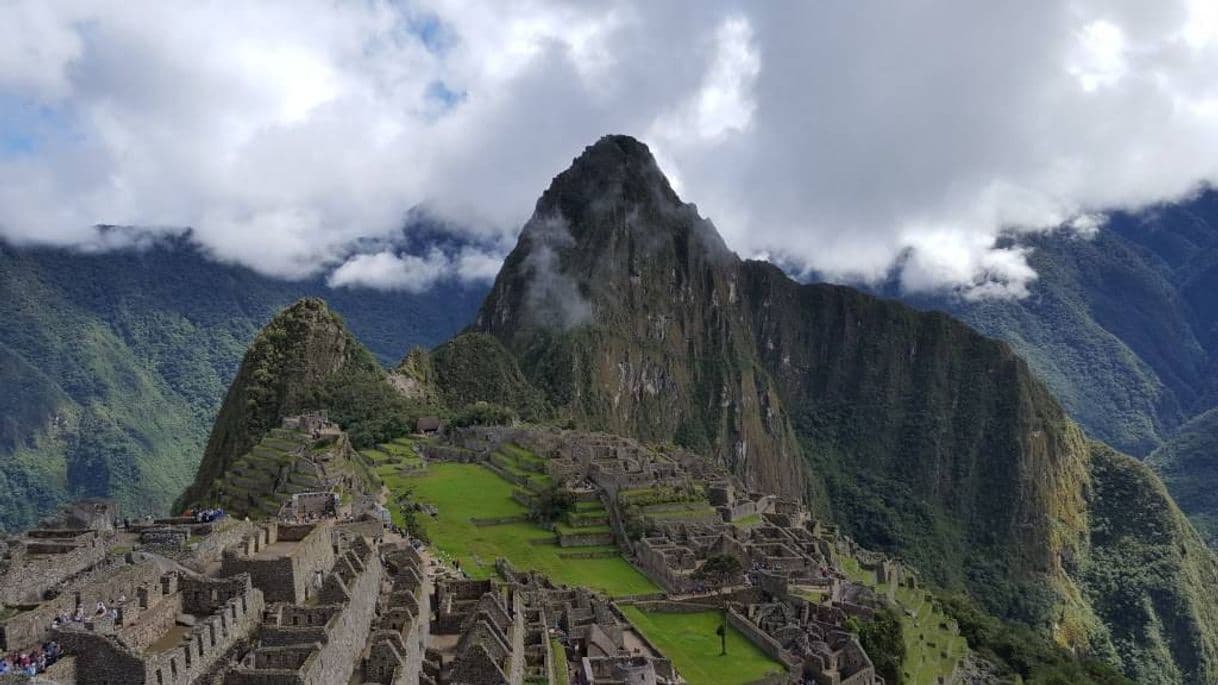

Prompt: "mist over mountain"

[897,190,1218,543]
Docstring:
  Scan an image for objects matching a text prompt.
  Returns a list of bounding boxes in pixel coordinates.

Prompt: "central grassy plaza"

[388,462,659,597]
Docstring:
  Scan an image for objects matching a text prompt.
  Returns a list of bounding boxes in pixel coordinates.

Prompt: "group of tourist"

[0,641,62,677]
[49,597,124,630]
[191,507,225,523]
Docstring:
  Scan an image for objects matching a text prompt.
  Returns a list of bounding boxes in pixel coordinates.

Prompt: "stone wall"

[140,526,190,550]
[557,531,615,548]
[55,573,264,685]
[333,519,383,544]
[119,590,182,652]
[0,531,109,605]
[290,492,334,518]
[180,520,256,574]
[726,610,802,679]
[220,523,335,604]
[0,556,164,651]
[226,542,382,685]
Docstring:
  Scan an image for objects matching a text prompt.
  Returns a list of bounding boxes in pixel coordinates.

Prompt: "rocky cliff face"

[176,298,381,509]
[470,135,1218,681]
[474,135,804,497]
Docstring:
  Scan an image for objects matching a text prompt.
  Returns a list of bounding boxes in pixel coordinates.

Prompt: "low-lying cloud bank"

[2,0,1217,297]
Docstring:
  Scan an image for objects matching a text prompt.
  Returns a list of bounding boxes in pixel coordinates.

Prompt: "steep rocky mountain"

[462,135,1218,682]
[473,136,805,498]
[898,192,1218,543]
[0,239,481,531]
[175,298,429,510]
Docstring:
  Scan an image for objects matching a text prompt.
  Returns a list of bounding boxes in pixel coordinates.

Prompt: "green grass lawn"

[620,607,785,685]
[393,463,658,597]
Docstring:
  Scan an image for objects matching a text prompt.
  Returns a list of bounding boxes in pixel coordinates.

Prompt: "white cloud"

[327,245,501,292]
[1069,20,1129,92]
[1,0,1217,296]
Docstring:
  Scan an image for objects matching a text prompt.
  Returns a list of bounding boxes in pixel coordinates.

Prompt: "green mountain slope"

[0,239,481,531]
[1148,408,1218,546]
[900,193,1218,545]
[463,135,1218,682]
[176,298,443,509]
[1083,445,1218,684]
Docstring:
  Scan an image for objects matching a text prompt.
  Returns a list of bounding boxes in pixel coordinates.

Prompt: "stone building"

[361,544,431,684]
[219,522,336,604]
[0,528,112,607]
[223,537,382,685]
[56,572,265,685]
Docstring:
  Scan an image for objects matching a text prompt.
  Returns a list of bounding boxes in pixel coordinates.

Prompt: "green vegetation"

[619,606,785,685]
[528,485,575,524]
[179,298,451,509]
[848,607,905,685]
[0,239,478,530]
[549,637,568,684]
[837,556,965,684]
[311,349,444,449]
[939,594,1131,685]
[692,554,742,586]
[1079,446,1218,684]
[1148,408,1218,545]
[431,333,549,421]
[390,463,657,596]
[451,401,518,428]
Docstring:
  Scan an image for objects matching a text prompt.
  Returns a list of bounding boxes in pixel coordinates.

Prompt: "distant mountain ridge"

[0,238,482,531]
[898,191,1218,543]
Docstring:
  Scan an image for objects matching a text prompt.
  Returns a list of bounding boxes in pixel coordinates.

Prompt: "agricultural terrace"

[362,436,424,487]
[385,454,659,597]
[838,557,967,684]
[619,606,785,685]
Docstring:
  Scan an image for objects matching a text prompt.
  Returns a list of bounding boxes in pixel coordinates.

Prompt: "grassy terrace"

[838,557,967,684]
[490,443,553,491]
[364,436,426,490]
[620,606,785,685]
[391,463,658,597]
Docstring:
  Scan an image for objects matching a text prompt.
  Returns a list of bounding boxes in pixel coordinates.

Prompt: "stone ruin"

[496,565,678,684]
[280,411,339,439]
[0,421,955,684]
[0,499,125,609]
[422,425,904,684]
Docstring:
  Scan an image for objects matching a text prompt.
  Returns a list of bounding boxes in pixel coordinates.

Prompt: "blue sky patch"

[0,95,78,158]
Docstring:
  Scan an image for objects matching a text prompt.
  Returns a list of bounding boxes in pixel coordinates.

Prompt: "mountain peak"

[525,135,730,256]
[476,135,737,338]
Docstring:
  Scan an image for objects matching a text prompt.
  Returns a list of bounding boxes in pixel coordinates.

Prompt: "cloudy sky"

[2,1,1217,297]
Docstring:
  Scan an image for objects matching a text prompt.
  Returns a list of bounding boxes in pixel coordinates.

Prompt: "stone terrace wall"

[180,520,257,574]
[0,557,164,651]
[58,573,264,685]
[0,531,110,605]
[53,630,145,684]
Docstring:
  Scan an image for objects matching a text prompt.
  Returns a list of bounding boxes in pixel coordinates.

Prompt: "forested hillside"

[901,191,1218,540]
[0,237,482,531]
